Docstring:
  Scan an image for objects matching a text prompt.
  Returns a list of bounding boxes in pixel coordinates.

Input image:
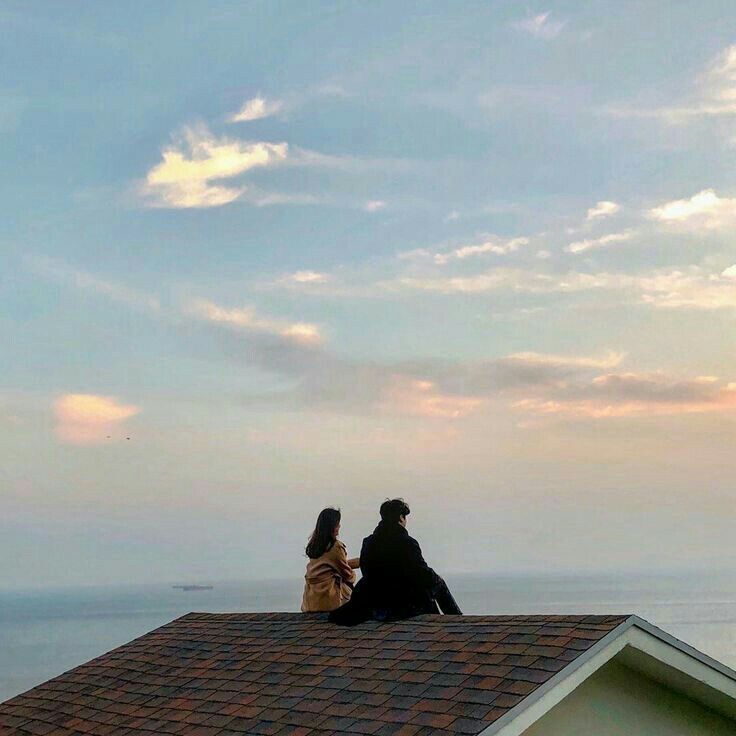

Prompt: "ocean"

[2,571,735,704]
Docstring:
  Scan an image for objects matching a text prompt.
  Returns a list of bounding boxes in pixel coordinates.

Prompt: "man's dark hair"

[380,498,410,524]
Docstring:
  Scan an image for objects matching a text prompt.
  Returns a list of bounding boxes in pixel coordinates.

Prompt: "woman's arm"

[334,542,357,584]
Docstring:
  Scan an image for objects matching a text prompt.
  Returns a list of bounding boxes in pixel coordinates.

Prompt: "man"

[329,499,462,625]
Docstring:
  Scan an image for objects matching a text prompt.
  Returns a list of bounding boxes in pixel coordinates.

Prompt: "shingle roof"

[0,612,629,736]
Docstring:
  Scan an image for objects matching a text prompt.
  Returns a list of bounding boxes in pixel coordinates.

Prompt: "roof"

[0,613,626,736]
[1,612,735,736]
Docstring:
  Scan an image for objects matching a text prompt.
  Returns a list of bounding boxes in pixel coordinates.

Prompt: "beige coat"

[301,540,356,612]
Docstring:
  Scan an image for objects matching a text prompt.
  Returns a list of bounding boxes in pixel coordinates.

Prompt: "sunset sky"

[3,1,736,587]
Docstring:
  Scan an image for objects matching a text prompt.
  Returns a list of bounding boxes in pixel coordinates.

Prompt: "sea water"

[2,571,735,703]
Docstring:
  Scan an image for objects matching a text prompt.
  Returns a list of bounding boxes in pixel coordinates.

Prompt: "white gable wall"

[522,660,736,736]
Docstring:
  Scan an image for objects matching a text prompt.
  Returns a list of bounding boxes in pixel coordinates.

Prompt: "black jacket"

[329,521,440,625]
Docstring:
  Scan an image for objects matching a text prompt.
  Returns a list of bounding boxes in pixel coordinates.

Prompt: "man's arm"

[358,536,371,575]
[403,535,437,589]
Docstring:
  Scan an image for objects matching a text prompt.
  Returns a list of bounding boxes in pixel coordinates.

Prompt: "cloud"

[228,96,284,123]
[607,44,736,122]
[286,147,416,176]
[139,124,415,210]
[185,296,632,421]
[401,236,529,266]
[722,265,736,278]
[189,299,323,345]
[382,378,484,419]
[33,250,735,427]
[388,267,631,295]
[705,44,736,103]
[638,268,736,310]
[238,340,631,421]
[54,394,140,445]
[511,11,566,39]
[388,262,736,312]
[278,270,330,285]
[41,255,731,426]
[202,307,736,421]
[141,126,288,208]
[586,201,620,220]
[505,351,625,370]
[436,236,529,265]
[566,230,634,254]
[649,189,736,230]
[27,257,160,312]
[439,352,626,397]
[514,372,736,419]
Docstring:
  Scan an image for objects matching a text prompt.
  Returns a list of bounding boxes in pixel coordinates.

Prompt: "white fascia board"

[479,616,736,736]
[627,615,736,684]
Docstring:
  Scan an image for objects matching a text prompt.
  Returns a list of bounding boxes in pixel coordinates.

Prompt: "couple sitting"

[301,498,462,625]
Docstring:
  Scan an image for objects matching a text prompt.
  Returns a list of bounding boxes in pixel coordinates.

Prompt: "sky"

[2,1,736,588]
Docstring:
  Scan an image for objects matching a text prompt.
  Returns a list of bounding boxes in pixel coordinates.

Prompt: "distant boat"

[172,585,213,591]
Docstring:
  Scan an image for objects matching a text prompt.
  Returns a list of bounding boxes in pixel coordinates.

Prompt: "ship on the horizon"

[172,584,213,591]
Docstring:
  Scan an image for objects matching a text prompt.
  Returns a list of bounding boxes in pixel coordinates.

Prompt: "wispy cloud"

[277,270,331,286]
[179,303,736,421]
[386,263,736,311]
[228,96,284,123]
[27,256,160,312]
[434,236,529,265]
[387,267,628,295]
[511,11,566,39]
[36,256,735,425]
[139,124,416,210]
[400,236,529,266]
[364,199,387,212]
[607,44,736,122]
[381,378,483,419]
[514,372,736,419]
[566,230,634,254]
[54,394,140,445]
[189,299,323,345]
[140,126,288,209]
[506,351,625,370]
[638,267,736,310]
[587,201,620,220]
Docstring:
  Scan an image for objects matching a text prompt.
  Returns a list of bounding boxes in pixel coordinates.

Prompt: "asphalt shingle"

[0,613,628,736]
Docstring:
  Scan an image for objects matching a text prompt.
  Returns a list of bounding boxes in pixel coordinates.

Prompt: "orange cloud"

[383,378,483,419]
[54,394,140,445]
[513,373,736,420]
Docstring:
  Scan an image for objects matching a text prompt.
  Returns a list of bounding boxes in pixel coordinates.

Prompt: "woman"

[301,507,359,612]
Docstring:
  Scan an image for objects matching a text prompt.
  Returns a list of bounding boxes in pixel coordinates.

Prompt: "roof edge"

[627,614,736,682]
[479,615,736,736]
[478,615,637,736]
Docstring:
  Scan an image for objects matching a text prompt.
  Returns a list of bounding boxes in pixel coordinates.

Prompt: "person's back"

[359,514,437,619]
[329,498,461,625]
[301,507,358,612]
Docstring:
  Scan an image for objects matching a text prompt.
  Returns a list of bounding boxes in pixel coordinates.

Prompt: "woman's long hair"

[306,507,341,559]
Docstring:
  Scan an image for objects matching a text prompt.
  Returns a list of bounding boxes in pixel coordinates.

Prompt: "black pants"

[432,574,462,615]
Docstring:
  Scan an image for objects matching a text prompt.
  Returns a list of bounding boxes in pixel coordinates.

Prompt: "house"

[1,612,735,735]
